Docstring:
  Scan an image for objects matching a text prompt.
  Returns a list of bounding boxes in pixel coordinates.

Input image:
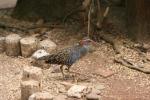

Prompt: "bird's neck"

[78,45,89,56]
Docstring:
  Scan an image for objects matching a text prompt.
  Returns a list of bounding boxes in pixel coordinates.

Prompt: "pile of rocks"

[21,65,104,100]
[21,65,54,100]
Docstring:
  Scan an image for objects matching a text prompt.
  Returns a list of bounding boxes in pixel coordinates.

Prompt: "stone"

[94,84,105,90]
[32,49,50,59]
[0,37,5,53]
[20,37,38,57]
[29,92,53,100]
[38,39,57,52]
[67,85,88,98]
[5,34,21,56]
[86,93,101,100]
[91,89,101,95]
[53,94,67,100]
[31,49,50,69]
[22,66,43,82]
[60,82,74,90]
[21,80,41,100]
[94,68,115,78]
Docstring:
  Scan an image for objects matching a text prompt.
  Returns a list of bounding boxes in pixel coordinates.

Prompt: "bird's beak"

[91,40,100,47]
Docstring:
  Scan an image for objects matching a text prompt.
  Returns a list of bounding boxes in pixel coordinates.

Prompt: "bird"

[37,38,97,79]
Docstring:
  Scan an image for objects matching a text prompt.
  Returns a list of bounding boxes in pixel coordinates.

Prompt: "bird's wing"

[45,47,73,65]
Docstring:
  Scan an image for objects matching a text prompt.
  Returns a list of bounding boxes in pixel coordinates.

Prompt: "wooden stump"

[5,34,21,56]
[20,37,38,57]
[38,39,57,53]
[0,37,5,53]
[21,80,41,100]
[29,92,54,100]
[22,66,43,82]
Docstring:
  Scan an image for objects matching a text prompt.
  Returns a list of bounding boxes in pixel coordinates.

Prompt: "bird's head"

[79,37,99,52]
[79,37,96,45]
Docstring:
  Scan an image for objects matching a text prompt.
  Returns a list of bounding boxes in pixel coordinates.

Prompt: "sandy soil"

[1,39,150,100]
[0,6,150,100]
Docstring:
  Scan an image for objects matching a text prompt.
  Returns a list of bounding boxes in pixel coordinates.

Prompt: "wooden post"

[22,66,43,82]
[5,34,21,56]
[0,37,5,53]
[21,80,41,100]
[20,37,37,57]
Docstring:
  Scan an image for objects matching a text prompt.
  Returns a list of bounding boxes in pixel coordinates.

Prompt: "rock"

[5,34,21,56]
[94,84,105,90]
[32,49,50,59]
[53,94,67,100]
[22,66,43,82]
[91,84,105,95]
[29,92,53,100]
[60,82,74,90]
[20,37,38,57]
[31,49,50,69]
[91,89,101,95]
[94,68,115,78]
[38,39,57,52]
[67,85,88,98]
[0,37,5,53]
[0,0,17,9]
[86,93,101,100]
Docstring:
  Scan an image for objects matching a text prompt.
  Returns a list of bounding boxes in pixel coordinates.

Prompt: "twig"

[114,57,150,74]
[96,0,101,28]
[87,3,92,37]
[0,22,29,33]
[103,6,110,17]
[26,24,64,30]
[0,22,64,33]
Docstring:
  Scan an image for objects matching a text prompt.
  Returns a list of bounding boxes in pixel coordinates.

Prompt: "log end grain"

[20,37,38,57]
[5,34,21,56]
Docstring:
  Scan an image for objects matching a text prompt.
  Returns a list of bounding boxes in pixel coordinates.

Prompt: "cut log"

[22,66,43,82]
[0,37,5,53]
[20,37,38,57]
[38,39,57,53]
[5,34,21,56]
[21,80,41,100]
[29,92,53,100]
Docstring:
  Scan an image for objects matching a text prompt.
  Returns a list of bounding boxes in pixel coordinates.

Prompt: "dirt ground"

[0,7,150,100]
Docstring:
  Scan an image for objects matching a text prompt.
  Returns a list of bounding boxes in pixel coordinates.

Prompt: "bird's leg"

[66,66,77,81]
[60,65,65,79]
[67,66,71,73]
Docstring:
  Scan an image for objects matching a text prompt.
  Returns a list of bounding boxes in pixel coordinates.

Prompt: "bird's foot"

[63,72,77,80]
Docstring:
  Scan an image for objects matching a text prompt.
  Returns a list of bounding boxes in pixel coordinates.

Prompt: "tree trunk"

[126,0,150,42]
[12,0,83,21]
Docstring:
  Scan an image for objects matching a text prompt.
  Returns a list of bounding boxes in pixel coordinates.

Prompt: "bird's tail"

[37,54,59,64]
[37,55,50,60]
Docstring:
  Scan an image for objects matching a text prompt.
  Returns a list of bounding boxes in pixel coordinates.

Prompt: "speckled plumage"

[45,44,89,66]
